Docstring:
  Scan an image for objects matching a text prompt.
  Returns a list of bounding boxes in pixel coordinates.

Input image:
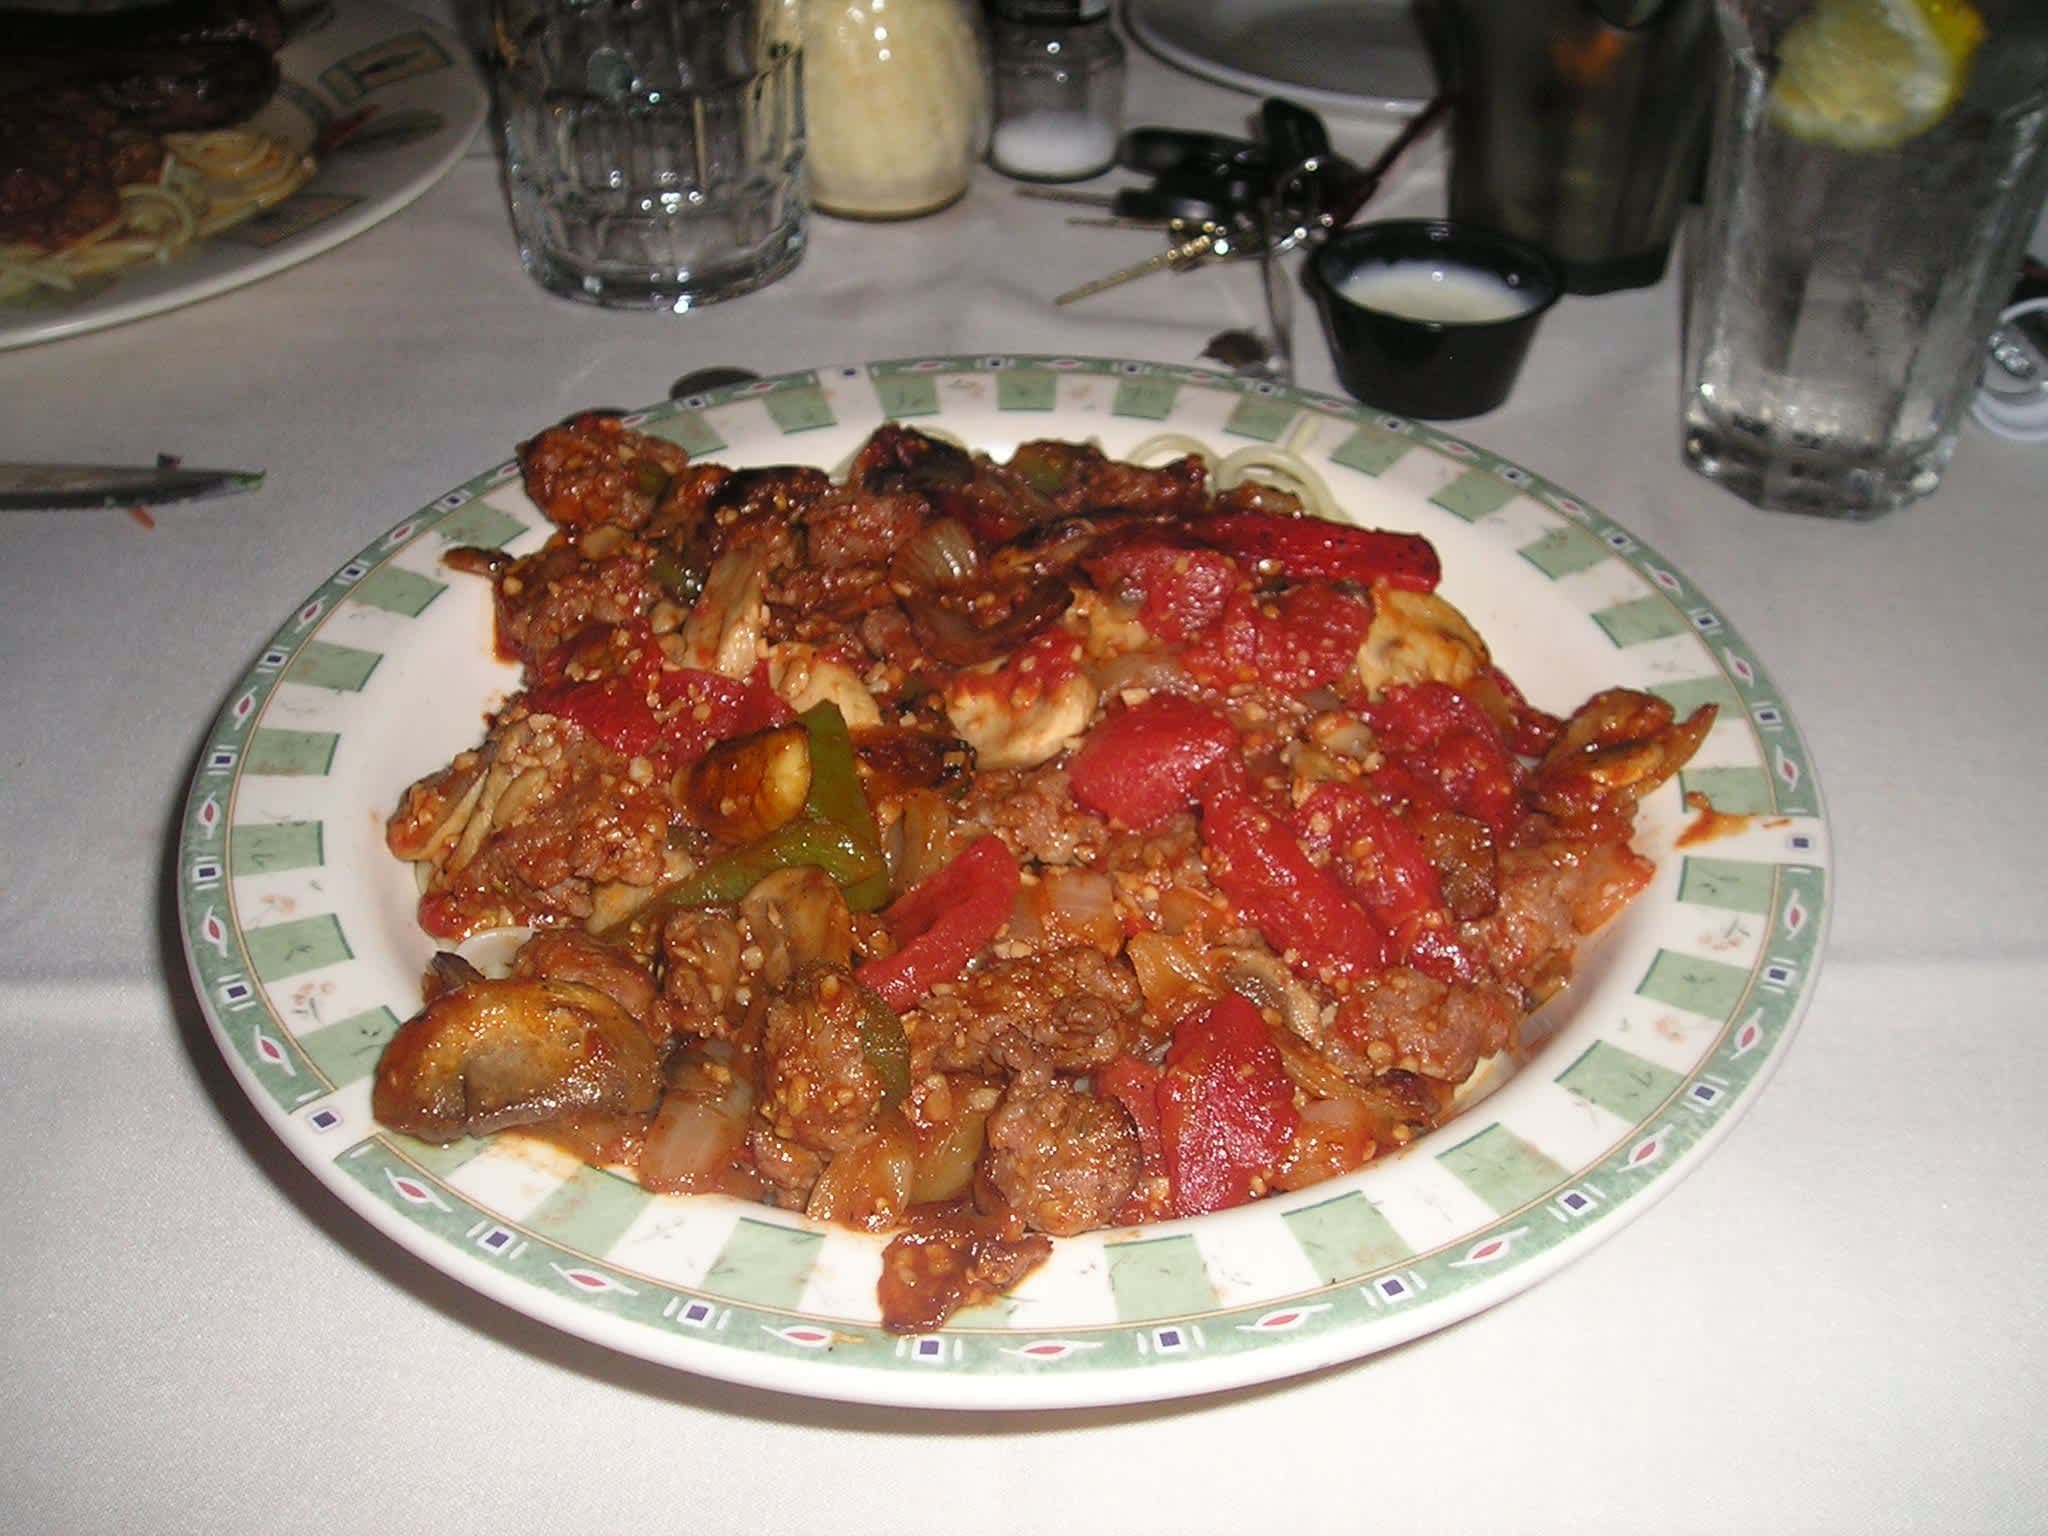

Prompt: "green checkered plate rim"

[177,356,1830,1410]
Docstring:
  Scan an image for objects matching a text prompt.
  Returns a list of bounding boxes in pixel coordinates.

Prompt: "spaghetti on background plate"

[0,112,314,300]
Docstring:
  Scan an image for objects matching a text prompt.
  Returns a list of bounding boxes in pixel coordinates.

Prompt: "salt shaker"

[985,0,1125,183]
[803,0,991,218]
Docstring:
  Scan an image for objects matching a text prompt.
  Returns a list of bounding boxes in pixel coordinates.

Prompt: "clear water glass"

[1681,0,2048,517]
[499,0,806,310]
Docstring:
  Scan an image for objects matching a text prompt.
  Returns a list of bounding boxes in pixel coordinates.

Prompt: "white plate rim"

[176,354,1830,1411]
[1124,0,1436,119]
[1,0,487,352]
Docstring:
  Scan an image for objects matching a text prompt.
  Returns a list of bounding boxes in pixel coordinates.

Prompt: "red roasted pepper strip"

[1157,994,1299,1215]
[1200,788,1387,979]
[1187,511,1441,593]
[854,835,1021,1012]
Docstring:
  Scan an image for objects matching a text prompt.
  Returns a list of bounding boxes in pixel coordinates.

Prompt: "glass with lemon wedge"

[1681,0,2048,516]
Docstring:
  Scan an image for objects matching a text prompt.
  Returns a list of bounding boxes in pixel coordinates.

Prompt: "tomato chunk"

[1183,581,1376,694]
[1083,530,1243,645]
[1201,788,1386,979]
[1296,782,1442,927]
[1095,1054,1171,1223]
[653,661,795,762]
[525,632,794,766]
[855,835,1021,1012]
[1295,781,1480,983]
[524,674,662,757]
[1365,681,1525,836]
[1158,995,1299,1215]
[1067,696,1239,830]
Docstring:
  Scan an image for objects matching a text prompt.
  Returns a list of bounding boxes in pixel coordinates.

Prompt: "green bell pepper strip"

[645,553,703,602]
[657,817,882,909]
[852,981,913,1107]
[794,701,891,912]
[623,701,890,925]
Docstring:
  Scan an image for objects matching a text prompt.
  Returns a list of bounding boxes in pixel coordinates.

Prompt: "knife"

[0,458,265,510]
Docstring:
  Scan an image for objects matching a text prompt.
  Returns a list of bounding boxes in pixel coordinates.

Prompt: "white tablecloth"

[5,9,2044,1532]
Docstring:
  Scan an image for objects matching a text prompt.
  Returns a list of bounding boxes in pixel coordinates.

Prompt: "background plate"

[178,356,1829,1410]
[1125,0,1438,117]
[1,0,487,351]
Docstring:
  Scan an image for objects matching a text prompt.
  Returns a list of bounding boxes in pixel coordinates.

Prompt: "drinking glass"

[498,0,806,310]
[1416,0,1720,295]
[1681,0,2048,517]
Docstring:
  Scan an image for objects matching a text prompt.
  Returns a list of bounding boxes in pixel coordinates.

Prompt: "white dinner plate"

[1125,0,1438,118]
[178,356,1829,1410]
[1,0,487,351]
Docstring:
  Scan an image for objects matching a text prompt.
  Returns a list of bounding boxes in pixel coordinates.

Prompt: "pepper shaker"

[984,0,1125,183]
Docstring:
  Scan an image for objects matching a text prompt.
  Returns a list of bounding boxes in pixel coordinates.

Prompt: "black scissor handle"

[1118,127,1267,181]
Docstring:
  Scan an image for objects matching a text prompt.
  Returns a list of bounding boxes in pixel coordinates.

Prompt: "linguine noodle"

[0,126,315,301]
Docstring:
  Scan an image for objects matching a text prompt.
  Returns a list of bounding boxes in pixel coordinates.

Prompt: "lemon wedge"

[1767,0,1986,149]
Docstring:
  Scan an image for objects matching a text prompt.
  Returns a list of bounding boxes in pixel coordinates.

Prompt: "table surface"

[5,7,2044,1532]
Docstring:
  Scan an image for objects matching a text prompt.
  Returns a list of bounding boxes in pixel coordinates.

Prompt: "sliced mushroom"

[1356,588,1490,694]
[372,977,661,1143]
[675,723,812,842]
[740,865,856,990]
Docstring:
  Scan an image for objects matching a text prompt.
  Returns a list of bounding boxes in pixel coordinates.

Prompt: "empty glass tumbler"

[498,0,807,310]
[1681,0,2048,516]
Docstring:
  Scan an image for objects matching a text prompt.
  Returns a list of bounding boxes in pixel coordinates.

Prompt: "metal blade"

[0,460,264,511]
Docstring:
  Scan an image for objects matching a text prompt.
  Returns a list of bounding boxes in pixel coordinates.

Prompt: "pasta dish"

[0,0,311,301]
[374,415,1713,1331]
[0,113,313,300]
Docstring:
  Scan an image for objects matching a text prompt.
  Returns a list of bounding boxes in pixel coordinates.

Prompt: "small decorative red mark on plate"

[553,1265,636,1296]
[1001,1340,1101,1363]
[385,1171,449,1209]
[1451,1230,1524,1267]
[1239,1304,1330,1333]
